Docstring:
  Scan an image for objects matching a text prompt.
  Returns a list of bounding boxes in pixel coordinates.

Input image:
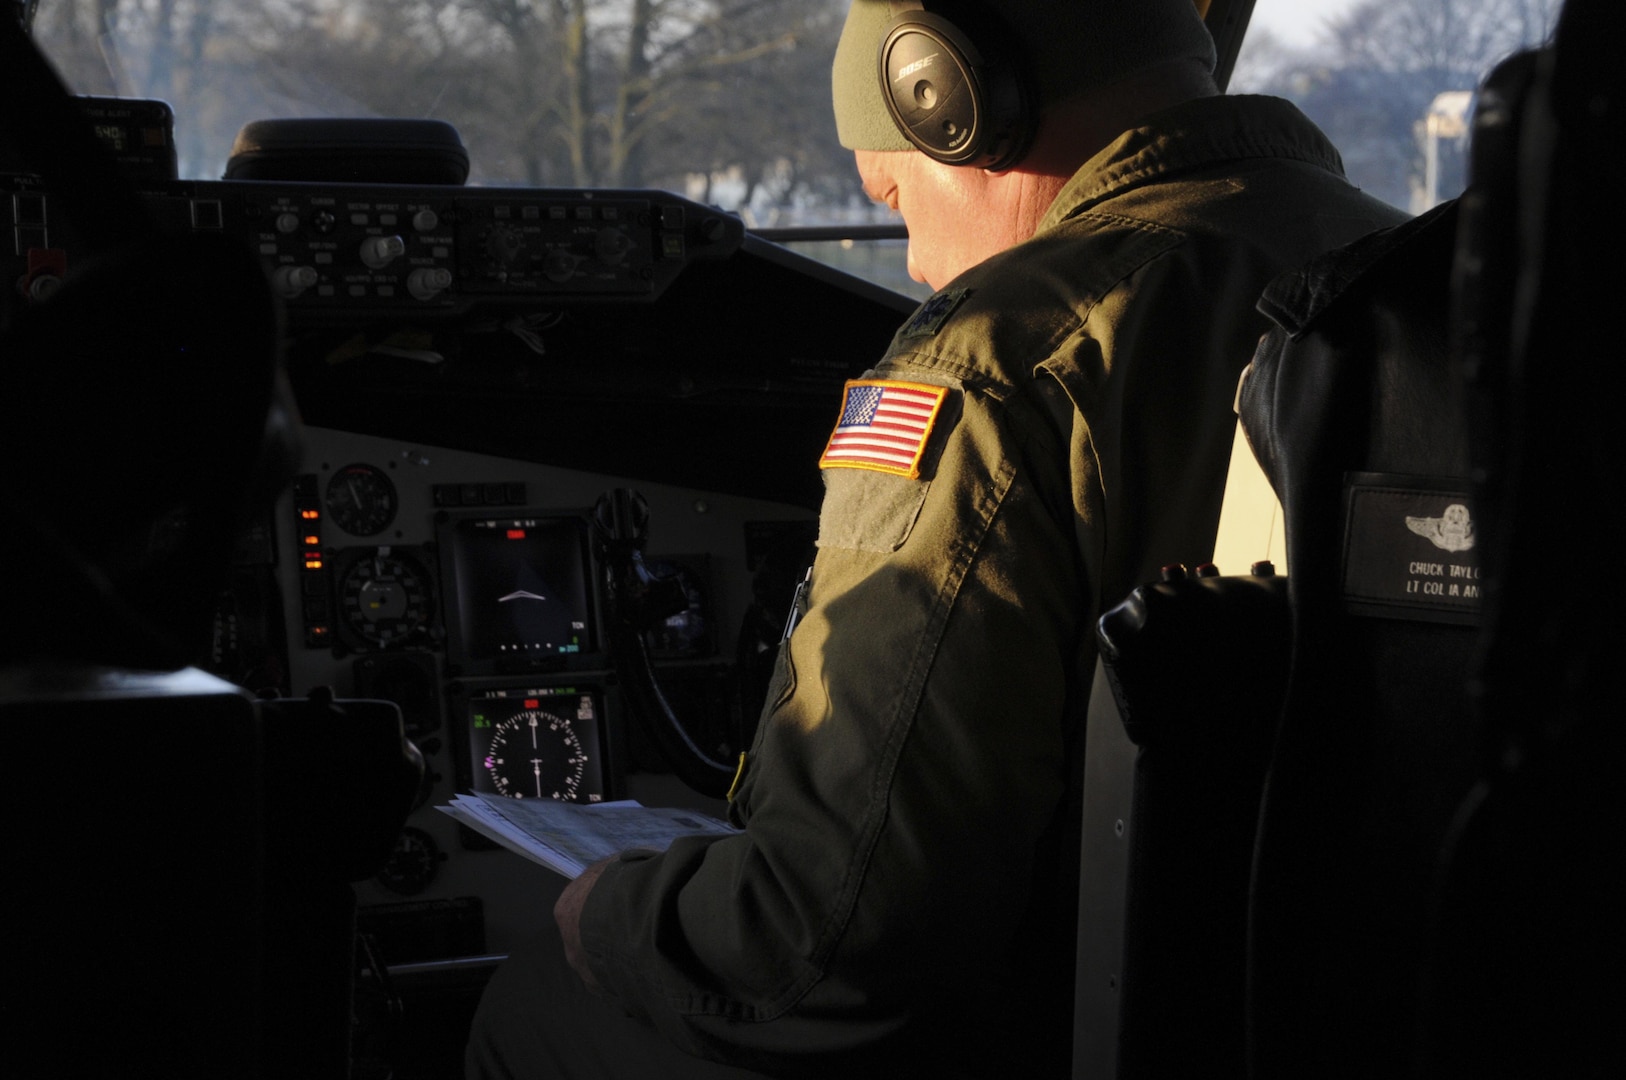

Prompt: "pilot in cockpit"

[467,2,1405,1076]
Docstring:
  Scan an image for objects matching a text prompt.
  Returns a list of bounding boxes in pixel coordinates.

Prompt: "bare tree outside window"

[21,0,1564,293]
[1234,0,1562,211]
[28,0,864,221]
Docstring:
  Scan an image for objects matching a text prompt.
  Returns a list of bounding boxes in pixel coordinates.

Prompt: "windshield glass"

[23,0,1561,297]
[1237,0,1560,212]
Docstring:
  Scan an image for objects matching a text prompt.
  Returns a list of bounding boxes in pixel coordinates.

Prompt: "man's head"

[835,1,1217,288]
[834,1,1216,166]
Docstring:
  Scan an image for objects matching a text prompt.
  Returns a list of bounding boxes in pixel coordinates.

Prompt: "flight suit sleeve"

[576,361,1082,1074]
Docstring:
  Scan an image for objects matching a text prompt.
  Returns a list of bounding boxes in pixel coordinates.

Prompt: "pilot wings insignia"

[1405,503,1476,553]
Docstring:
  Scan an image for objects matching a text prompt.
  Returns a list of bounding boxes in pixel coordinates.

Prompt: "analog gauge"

[484,707,590,801]
[325,463,398,536]
[374,826,442,896]
[339,550,432,647]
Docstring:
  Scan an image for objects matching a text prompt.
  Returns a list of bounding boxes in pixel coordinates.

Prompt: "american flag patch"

[819,379,950,479]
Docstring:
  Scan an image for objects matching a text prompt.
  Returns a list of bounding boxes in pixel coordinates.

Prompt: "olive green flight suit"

[479,95,1407,1079]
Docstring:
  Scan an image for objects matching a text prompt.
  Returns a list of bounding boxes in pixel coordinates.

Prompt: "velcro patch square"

[819,379,949,479]
[900,288,971,338]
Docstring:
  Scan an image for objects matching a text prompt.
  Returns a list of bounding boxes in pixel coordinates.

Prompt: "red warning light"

[523,698,540,709]
[506,528,526,540]
[300,509,320,520]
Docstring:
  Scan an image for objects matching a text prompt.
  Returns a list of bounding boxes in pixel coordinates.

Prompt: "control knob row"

[484,223,634,277]
[274,208,441,234]
[271,263,453,301]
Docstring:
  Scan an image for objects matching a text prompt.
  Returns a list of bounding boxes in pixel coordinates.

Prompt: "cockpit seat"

[0,86,421,1071]
[1073,564,1288,1079]
[1073,198,1479,1080]
[1240,198,1483,1080]
[1078,0,1625,1070]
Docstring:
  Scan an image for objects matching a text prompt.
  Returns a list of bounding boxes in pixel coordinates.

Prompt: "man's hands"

[554,853,618,994]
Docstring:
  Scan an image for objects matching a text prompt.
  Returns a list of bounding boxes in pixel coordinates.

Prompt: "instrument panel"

[4,175,744,320]
[265,425,817,953]
[6,158,914,960]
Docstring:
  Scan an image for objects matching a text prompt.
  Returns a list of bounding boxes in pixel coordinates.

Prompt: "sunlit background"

[26,0,1561,298]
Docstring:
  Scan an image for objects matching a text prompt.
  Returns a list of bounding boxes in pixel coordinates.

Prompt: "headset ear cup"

[876,8,1032,169]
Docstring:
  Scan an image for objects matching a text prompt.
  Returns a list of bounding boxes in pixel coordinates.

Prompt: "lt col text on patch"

[819,379,949,480]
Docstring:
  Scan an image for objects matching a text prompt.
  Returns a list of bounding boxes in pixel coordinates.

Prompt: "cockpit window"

[1238,0,1561,212]
[28,3,853,202]
[24,0,1562,295]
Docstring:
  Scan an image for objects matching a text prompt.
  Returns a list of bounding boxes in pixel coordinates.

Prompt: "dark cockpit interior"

[1,8,916,1072]
[3,0,1621,1077]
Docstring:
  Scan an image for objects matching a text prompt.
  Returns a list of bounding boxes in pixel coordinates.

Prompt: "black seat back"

[1245,0,1626,1067]
[1074,98,1481,1080]
[1075,3,1624,1075]
[1074,566,1288,1080]
[1241,198,1483,1080]
[1,21,420,1070]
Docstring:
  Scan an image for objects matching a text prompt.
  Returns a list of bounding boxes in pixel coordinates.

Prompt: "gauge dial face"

[325,463,398,537]
[484,708,589,801]
[340,551,431,646]
[374,826,441,896]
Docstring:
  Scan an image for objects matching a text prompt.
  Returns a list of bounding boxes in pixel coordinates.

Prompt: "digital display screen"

[460,686,605,804]
[92,123,128,152]
[440,514,594,671]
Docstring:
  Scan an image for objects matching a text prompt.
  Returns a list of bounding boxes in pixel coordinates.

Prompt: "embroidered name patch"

[1341,471,1482,625]
[818,379,949,479]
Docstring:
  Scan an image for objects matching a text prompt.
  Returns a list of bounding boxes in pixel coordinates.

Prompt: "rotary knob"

[360,235,406,269]
[543,248,578,283]
[595,226,633,266]
[273,265,319,298]
[486,225,526,266]
[408,267,453,300]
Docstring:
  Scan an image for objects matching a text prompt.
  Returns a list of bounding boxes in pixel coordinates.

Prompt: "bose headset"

[877,0,1037,170]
